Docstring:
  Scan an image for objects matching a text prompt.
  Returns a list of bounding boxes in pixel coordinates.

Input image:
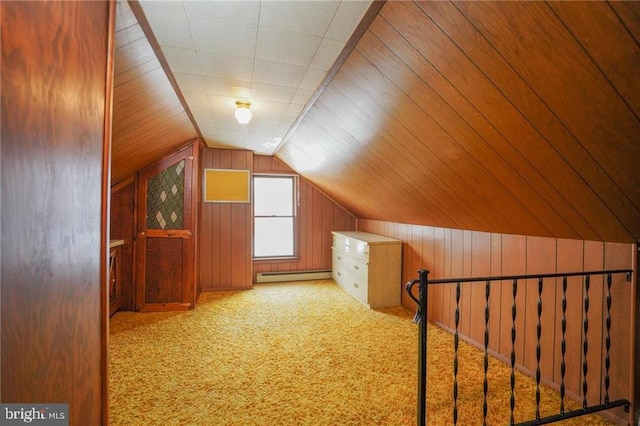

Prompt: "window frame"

[252,173,299,260]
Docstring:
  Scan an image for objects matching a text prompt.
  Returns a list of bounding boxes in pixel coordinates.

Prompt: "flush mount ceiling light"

[235,100,252,125]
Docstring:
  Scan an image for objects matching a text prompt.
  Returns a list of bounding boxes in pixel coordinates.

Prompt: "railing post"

[406,269,430,426]
[417,269,429,426]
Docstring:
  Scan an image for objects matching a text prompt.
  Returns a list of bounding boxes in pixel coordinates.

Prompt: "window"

[253,175,297,258]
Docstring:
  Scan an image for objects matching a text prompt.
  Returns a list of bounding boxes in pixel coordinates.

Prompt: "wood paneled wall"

[1,1,114,423]
[199,152,356,289]
[199,149,254,290]
[253,156,356,281]
[359,219,636,423]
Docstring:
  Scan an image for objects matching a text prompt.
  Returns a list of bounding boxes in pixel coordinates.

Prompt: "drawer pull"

[337,272,342,276]
[337,256,342,260]
[353,283,359,288]
[354,265,359,270]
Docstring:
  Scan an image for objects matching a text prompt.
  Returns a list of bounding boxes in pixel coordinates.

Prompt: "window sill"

[253,256,300,264]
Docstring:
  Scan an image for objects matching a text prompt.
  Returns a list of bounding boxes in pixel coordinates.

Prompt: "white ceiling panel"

[291,88,314,106]
[202,76,251,98]
[255,27,321,67]
[183,0,261,24]
[163,46,199,74]
[326,1,371,41]
[252,59,307,87]
[181,90,209,108]
[251,83,297,103]
[189,15,257,57]
[139,0,184,12]
[173,72,206,94]
[197,52,254,81]
[300,68,327,91]
[143,7,192,49]
[258,1,340,36]
[139,0,373,155]
[191,106,216,128]
[310,38,344,71]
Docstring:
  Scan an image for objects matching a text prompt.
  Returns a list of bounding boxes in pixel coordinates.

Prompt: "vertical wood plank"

[489,233,502,353]
[459,230,473,337]
[602,242,634,423]
[583,240,604,406]
[443,227,454,329]
[421,226,436,322]
[450,229,465,333]
[469,231,491,346]
[524,236,557,382]
[555,238,585,398]
[199,148,214,289]
[431,227,446,326]
[501,234,527,365]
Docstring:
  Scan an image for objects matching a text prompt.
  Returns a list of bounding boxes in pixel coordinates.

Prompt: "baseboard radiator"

[256,270,332,283]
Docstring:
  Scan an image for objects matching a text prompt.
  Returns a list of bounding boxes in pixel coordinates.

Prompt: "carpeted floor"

[109,280,614,425]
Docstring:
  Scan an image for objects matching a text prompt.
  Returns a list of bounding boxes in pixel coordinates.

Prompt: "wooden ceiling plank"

[310,94,462,228]
[302,112,418,222]
[113,80,184,124]
[612,1,640,28]
[112,143,197,183]
[115,0,137,33]
[368,15,583,239]
[320,80,481,230]
[329,66,505,233]
[380,1,600,239]
[113,66,171,106]
[341,48,536,235]
[357,27,572,238]
[114,101,187,138]
[403,0,634,242]
[548,2,640,120]
[296,107,447,225]
[114,36,157,76]
[115,19,145,49]
[453,1,640,237]
[278,120,389,221]
[112,113,195,154]
[113,57,159,88]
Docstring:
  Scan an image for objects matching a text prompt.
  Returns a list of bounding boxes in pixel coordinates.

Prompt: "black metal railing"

[405,268,633,426]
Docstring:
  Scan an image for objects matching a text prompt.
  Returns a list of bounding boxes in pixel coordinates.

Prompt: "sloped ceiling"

[112,1,640,244]
[112,0,199,184]
[137,0,372,155]
[277,1,640,244]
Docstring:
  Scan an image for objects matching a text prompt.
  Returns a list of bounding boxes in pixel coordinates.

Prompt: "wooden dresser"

[331,231,402,308]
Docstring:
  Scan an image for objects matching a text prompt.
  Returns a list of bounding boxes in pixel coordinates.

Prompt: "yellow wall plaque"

[204,169,250,203]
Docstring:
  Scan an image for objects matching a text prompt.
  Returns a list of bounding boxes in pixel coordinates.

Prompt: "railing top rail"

[425,269,633,285]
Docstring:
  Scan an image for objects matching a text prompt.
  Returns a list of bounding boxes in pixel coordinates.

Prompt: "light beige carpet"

[109,280,614,425]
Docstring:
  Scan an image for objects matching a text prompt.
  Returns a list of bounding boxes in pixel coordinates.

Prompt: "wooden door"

[136,143,198,311]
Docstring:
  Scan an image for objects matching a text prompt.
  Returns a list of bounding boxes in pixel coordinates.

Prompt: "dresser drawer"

[333,248,368,279]
[343,274,368,304]
[332,248,351,283]
[333,233,369,262]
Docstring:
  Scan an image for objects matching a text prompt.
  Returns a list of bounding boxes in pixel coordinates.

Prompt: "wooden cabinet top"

[332,231,401,245]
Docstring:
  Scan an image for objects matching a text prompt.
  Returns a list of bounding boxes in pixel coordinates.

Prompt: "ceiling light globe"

[235,101,252,124]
